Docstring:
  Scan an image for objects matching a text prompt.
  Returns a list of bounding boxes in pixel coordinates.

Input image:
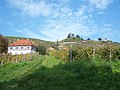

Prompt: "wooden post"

[110,47,112,62]
[1,60,3,65]
[70,44,72,62]
[15,56,17,63]
[93,45,96,60]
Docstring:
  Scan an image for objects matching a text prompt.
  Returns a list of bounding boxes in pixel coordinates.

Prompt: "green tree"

[87,38,90,40]
[0,34,8,53]
[76,35,80,38]
[67,33,71,38]
[36,44,47,55]
[98,38,102,41]
[57,39,59,44]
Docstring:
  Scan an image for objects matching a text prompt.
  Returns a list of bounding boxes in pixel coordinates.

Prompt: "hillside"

[0,55,120,90]
[5,36,120,48]
[5,36,54,47]
[59,38,120,48]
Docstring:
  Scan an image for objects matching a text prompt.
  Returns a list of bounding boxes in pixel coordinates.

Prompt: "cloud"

[104,24,112,27]
[75,5,87,17]
[88,0,113,10]
[97,11,104,14]
[14,28,50,40]
[14,28,40,38]
[39,15,97,41]
[14,29,23,33]
[8,0,52,17]
[8,0,115,41]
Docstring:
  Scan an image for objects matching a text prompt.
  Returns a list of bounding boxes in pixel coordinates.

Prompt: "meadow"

[0,55,120,90]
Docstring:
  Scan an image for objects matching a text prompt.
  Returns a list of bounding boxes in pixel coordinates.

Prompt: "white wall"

[8,46,36,55]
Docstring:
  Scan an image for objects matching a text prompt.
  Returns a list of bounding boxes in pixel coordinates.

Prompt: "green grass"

[63,38,83,42]
[0,56,120,90]
[5,36,53,47]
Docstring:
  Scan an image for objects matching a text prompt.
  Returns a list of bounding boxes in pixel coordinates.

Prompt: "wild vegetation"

[0,35,120,89]
[36,44,47,55]
[0,55,120,90]
[48,44,120,62]
[0,53,39,65]
[0,34,8,53]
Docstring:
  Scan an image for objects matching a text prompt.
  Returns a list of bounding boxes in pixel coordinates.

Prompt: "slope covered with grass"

[0,56,120,90]
[5,36,53,47]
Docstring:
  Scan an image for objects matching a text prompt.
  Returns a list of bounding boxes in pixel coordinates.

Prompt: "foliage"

[0,56,120,90]
[67,33,81,39]
[0,53,39,65]
[47,47,69,61]
[48,45,120,62]
[64,38,82,42]
[76,35,80,38]
[87,38,90,40]
[0,34,8,53]
[67,33,71,38]
[36,44,47,55]
[98,38,102,41]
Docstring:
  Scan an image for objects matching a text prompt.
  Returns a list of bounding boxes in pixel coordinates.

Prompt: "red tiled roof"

[9,39,34,46]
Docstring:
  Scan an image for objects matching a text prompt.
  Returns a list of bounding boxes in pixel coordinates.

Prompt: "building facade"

[8,39,36,55]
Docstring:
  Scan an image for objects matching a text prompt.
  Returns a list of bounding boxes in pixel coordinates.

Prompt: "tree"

[76,35,80,39]
[55,39,59,47]
[36,44,47,55]
[0,34,8,53]
[98,38,102,41]
[71,34,74,38]
[57,39,59,44]
[67,33,71,38]
[87,38,90,40]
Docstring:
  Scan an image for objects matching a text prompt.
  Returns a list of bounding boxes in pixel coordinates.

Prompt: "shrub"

[0,34,8,53]
[36,44,47,55]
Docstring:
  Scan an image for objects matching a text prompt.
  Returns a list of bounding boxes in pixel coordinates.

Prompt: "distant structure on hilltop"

[8,39,36,55]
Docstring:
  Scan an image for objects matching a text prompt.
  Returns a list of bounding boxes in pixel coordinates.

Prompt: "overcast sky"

[0,0,120,42]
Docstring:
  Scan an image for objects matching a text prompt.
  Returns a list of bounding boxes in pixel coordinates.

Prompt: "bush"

[36,44,47,55]
[0,34,8,53]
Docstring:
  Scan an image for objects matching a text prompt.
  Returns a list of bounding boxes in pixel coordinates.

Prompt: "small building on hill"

[8,39,36,55]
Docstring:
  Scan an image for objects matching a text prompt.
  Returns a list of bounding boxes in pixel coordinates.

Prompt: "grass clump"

[0,55,120,90]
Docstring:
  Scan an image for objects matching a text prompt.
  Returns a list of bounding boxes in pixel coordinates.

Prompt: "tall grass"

[0,55,120,90]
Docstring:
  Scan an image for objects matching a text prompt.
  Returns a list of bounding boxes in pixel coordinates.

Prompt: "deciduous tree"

[0,34,8,53]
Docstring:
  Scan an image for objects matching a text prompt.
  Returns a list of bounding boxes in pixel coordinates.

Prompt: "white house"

[8,39,36,55]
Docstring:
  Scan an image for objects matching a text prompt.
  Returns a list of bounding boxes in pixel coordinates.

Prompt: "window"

[10,47,12,49]
[16,47,18,49]
[27,47,29,49]
[21,47,23,49]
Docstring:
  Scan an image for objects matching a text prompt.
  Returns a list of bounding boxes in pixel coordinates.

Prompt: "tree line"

[67,33,113,42]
